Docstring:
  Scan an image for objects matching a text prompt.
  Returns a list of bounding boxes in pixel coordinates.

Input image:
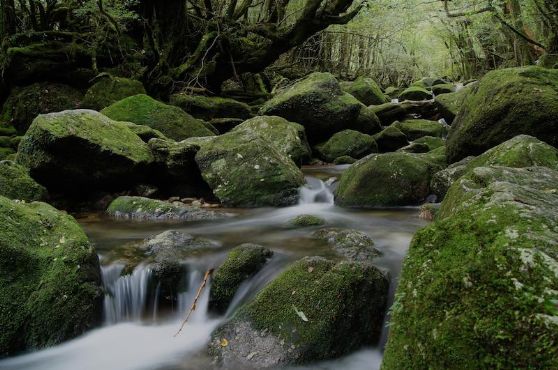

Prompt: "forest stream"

[0,166,424,370]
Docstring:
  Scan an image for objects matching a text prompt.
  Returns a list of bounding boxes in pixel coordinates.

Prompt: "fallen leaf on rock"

[293,305,308,322]
[220,338,229,347]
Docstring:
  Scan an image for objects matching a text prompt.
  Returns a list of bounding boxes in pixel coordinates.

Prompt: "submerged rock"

[194,130,305,207]
[170,94,252,120]
[0,82,83,134]
[232,116,311,165]
[81,76,146,111]
[340,77,388,106]
[0,196,102,355]
[260,72,362,143]
[0,160,47,201]
[209,244,273,313]
[383,166,558,369]
[288,214,326,227]
[101,94,215,140]
[312,228,381,262]
[17,110,154,195]
[209,257,388,367]
[107,196,230,221]
[447,66,558,162]
[373,126,409,152]
[335,151,443,207]
[315,130,377,163]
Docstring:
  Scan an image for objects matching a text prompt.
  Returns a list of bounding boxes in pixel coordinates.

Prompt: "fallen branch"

[174,268,214,337]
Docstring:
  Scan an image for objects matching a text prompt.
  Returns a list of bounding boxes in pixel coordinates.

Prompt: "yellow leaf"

[220,338,229,347]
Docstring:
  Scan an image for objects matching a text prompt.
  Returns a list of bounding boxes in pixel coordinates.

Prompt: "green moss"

[209,244,273,313]
[82,76,146,111]
[335,151,443,207]
[0,147,14,160]
[399,86,432,101]
[288,214,326,227]
[235,257,388,362]
[333,155,357,165]
[195,130,305,207]
[353,106,382,135]
[101,94,215,140]
[412,136,445,151]
[169,94,252,120]
[0,82,83,134]
[0,160,47,201]
[383,166,558,369]
[0,196,102,355]
[447,66,558,163]
[340,77,389,106]
[232,115,311,165]
[373,125,409,152]
[431,83,455,95]
[315,130,377,163]
[393,119,448,140]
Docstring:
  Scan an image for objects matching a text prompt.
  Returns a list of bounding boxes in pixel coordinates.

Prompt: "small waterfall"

[102,264,153,324]
[299,176,335,205]
[177,268,211,323]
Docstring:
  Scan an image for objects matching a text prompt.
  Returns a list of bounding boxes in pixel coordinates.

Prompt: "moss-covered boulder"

[209,244,273,313]
[399,86,432,101]
[260,72,362,143]
[107,196,229,221]
[0,160,47,201]
[393,119,448,140]
[333,155,357,165]
[314,130,377,163]
[447,66,558,163]
[209,257,388,367]
[403,136,445,153]
[370,103,406,125]
[312,228,381,262]
[384,86,402,98]
[81,76,146,111]
[0,82,83,134]
[101,94,215,140]
[431,83,455,95]
[353,106,383,135]
[232,116,311,165]
[170,94,252,120]
[287,214,326,227]
[340,77,388,106]
[17,110,154,195]
[0,196,102,356]
[383,166,558,369]
[194,130,305,207]
[335,151,443,207]
[373,126,409,152]
[431,135,558,201]
[434,87,471,123]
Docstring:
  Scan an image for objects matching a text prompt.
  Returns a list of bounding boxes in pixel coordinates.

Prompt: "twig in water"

[174,268,214,337]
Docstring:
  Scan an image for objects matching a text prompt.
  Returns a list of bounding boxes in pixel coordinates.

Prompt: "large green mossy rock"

[0,160,47,201]
[17,110,154,194]
[0,82,83,134]
[383,166,558,369]
[353,106,383,135]
[169,94,252,120]
[434,87,471,123]
[370,103,407,125]
[431,135,558,201]
[335,151,444,207]
[399,86,432,101]
[195,130,305,207]
[209,257,388,367]
[232,116,311,165]
[101,94,215,140]
[373,125,409,152]
[209,244,273,313]
[393,119,448,140]
[447,66,558,163]
[340,77,388,106]
[315,130,377,163]
[260,72,362,143]
[81,76,146,111]
[0,196,102,356]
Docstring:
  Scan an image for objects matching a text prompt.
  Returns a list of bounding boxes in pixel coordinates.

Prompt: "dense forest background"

[0,0,556,99]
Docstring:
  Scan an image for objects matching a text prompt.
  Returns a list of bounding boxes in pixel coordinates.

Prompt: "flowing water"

[0,165,427,370]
